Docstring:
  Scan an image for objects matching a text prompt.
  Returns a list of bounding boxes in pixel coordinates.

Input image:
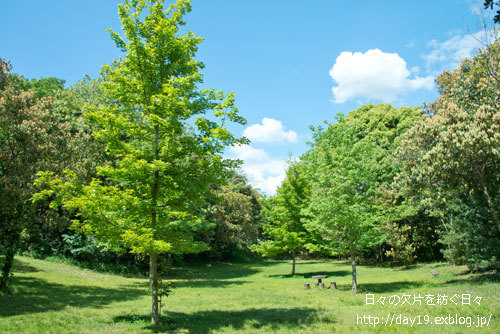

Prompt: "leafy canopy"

[304,115,381,256]
[253,160,311,258]
[34,0,247,257]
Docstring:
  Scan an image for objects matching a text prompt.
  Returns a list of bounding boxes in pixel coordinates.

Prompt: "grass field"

[0,256,498,333]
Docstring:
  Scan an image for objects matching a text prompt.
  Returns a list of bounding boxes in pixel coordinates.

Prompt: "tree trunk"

[0,243,15,294]
[150,253,159,325]
[150,124,160,325]
[351,250,357,292]
[291,250,296,276]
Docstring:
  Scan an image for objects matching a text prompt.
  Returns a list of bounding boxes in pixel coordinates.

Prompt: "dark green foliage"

[0,59,71,293]
[441,195,500,270]
[17,77,66,99]
[484,0,500,23]
[16,76,110,264]
[200,172,262,261]
[404,212,443,262]
[0,61,116,287]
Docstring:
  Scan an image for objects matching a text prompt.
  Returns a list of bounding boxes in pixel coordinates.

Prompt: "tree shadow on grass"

[130,280,249,289]
[0,256,41,274]
[446,270,500,285]
[250,260,286,266]
[12,259,41,273]
[268,270,351,279]
[299,270,351,279]
[294,261,329,264]
[166,263,260,280]
[0,276,145,317]
[334,281,425,293]
[172,280,249,288]
[114,307,330,333]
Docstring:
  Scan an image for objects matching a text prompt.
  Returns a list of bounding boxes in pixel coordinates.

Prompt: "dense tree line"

[0,58,262,283]
[255,37,500,290]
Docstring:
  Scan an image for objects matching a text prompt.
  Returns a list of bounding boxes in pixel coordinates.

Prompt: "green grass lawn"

[1,256,498,333]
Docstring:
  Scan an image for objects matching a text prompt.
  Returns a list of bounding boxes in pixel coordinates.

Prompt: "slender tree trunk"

[150,124,160,325]
[291,250,296,276]
[0,242,15,294]
[150,253,159,325]
[351,250,357,292]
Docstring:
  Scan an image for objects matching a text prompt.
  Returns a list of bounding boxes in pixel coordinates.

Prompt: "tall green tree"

[395,38,500,269]
[302,104,425,288]
[305,116,381,291]
[34,0,246,324]
[340,104,441,264]
[252,160,311,276]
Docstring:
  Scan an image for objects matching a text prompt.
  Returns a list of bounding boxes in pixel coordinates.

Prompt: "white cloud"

[424,31,485,70]
[243,118,298,143]
[329,49,434,103]
[424,30,500,71]
[230,144,287,195]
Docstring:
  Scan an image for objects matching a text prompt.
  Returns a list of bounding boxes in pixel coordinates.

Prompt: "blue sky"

[1,0,493,194]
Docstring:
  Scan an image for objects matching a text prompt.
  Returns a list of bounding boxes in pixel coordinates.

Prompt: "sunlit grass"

[1,256,498,333]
